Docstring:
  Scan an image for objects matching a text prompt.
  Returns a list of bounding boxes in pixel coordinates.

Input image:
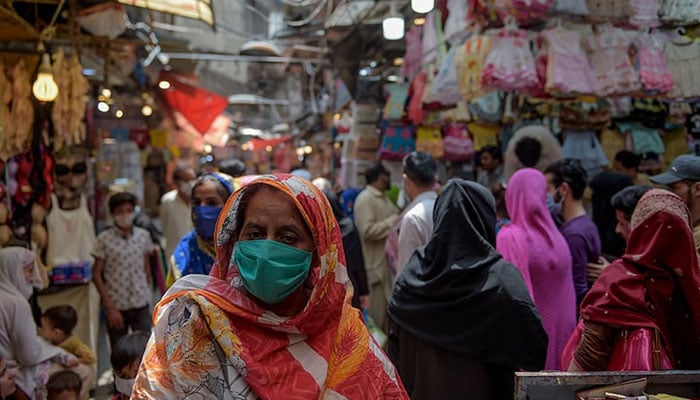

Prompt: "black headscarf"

[388,179,547,370]
[589,171,633,257]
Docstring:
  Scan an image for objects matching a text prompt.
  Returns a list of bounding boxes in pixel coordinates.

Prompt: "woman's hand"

[587,257,610,282]
[106,306,124,330]
[0,362,16,398]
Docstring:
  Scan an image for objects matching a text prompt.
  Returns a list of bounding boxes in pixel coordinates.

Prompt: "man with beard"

[354,163,399,332]
[651,155,700,258]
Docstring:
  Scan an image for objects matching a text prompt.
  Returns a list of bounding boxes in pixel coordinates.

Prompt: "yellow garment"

[60,334,97,365]
[468,123,499,151]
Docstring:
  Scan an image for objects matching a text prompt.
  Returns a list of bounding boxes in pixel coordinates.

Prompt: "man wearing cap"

[651,154,700,257]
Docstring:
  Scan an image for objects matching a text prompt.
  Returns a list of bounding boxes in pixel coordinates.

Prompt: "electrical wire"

[285,0,329,27]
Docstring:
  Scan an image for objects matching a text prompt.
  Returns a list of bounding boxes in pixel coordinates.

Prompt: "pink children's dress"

[634,33,674,94]
[585,26,641,97]
[481,28,539,92]
[541,28,597,96]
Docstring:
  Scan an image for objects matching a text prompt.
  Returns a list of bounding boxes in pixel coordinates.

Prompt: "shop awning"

[161,74,228,135]
[246,135,293,151]
[118,0,214,28]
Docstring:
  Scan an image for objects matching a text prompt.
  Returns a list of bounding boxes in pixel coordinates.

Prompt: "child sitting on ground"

[110,331,149,400]
[38,305,96,365]
[46,370,82,400]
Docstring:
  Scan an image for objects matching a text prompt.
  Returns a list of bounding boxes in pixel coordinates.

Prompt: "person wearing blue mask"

[168,172,234,282]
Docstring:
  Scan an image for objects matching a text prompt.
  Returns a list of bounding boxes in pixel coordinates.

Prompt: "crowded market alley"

[1,0,700,399]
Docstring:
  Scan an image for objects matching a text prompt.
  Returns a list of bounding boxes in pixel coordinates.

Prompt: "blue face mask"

[194,205,223,240]
[546,192,563,216]
[234,240,312,304]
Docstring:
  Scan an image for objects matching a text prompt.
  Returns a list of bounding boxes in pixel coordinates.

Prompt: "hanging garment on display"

[444,0,470,45]
[585,26,641,97]
[663,35,700,99]
[407,71,428,124]
[634,34,674,94]
[561,130,610,179]
[627,0,661,28]
[416,126,445,158]
[457,35,493,101]
[46,194,96,268]
[422,11,446,67]
[468,122,500,151]
[553,0,589,16]
[618,122,665,155]
[379,120,416,161]
[482,26,539,91]
[586,0,629,21]
[442,122,475,161]
[559,99,611,131]
[403,26,424,80]
[660,0,700,25]
[541,27,597,96]
[384,83,410,120]
[469,91,504,124]
[431,46,463,107]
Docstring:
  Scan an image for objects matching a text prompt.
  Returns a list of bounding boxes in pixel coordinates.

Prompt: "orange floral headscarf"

[135,174,407,399]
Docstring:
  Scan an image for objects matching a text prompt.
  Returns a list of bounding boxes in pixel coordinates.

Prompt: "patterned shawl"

[134,174,407,399]
[580,189,700,368]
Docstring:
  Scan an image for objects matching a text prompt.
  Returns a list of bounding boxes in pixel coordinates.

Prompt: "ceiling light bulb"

[97,101,110,112]
[158,80,171,90]
[32,54,59,102]
[141,104,153,116]
[411,0,434,14]
[115,109,124,118]
[101,88,112,98]
[382,16,405,40]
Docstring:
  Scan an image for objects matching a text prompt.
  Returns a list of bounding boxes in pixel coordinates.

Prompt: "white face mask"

[114,213,135,228]
[114,376,135,396]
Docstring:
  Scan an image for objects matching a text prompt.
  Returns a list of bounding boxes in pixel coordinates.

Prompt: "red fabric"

[161,78,228,135]
[561,321,674,371]
[579,189,700,367]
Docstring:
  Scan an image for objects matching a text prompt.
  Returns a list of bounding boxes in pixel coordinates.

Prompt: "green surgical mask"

[234,240,313,304]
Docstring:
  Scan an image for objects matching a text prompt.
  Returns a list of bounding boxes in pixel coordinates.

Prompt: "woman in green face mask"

[134,174,409,399]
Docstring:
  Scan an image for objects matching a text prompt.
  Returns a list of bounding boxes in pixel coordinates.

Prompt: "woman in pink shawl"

[496,168,577,370]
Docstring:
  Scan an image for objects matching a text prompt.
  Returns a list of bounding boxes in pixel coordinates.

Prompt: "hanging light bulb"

[411,0,434,14]
[32,53,59,102]
[141,104,153,116]
[97,101,110,112]
[115,109,124,118]
[382,2,405,41]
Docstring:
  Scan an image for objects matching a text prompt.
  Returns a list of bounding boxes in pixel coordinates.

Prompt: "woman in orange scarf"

[133,174,407,399]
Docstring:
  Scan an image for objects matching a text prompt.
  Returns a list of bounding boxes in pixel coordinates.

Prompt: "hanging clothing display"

[664,35,700,99]
[46,194,96,268]
[585,26,641,97]
[541,27,597,96]
[482,26,539,91]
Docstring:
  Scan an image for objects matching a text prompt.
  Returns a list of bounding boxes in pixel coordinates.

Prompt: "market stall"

[336,0,700,189]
